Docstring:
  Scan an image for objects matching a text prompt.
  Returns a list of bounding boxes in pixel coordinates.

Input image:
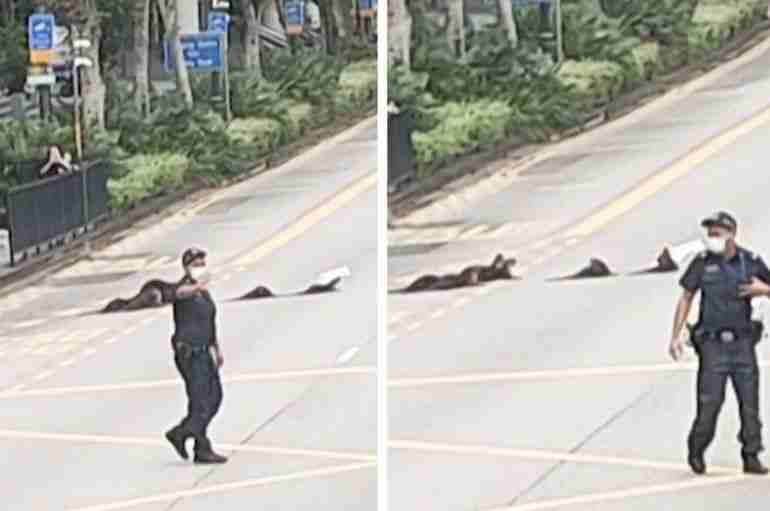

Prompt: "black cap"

[181,247,206,267]
[701,211,737,232]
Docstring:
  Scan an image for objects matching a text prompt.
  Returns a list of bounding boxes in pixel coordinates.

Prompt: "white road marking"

[389,361,770,388]
[389,440,735,474]
[336,347,361,364]
[63,463,376,511]
[430,309,447,320]
[0,367,377,398]
[0,429,376,462]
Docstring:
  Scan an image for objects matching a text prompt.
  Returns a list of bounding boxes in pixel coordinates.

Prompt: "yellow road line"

[0,366,376,398]
[64,462,375,511]
[566,104,770,238]
[389,440,735,474]
[235,172,376,266]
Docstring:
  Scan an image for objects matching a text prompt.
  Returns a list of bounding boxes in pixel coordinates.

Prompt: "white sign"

[0,229,10,266]
[26,73,56,86]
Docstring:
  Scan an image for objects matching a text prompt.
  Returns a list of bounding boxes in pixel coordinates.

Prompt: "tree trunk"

[133,0,152,115]
[81,15,107,130]
[330,0,354,40]
[497,0,518,47]
[388,0,412,69]
[157,0,194,108]
[446,0,465,58]
[241,0,262,75]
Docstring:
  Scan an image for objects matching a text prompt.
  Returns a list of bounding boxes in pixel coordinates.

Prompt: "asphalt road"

[388,37,770,511]
[0,118,377,510]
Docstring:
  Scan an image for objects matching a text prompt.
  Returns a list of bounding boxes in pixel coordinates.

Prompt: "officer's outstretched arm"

[672,290,695,341]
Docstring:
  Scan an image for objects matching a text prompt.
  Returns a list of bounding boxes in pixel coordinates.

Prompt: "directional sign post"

[163,32,231,121]
[208,12,230,33]
[28,13,55,64]
[285,1,305,35]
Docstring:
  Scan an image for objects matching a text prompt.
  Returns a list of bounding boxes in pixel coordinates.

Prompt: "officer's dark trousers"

[173,348,223,454]
[688,338,763,458]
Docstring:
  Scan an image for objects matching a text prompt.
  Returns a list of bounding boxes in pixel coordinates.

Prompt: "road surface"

[388,36,770,511]
[0,118,377,511]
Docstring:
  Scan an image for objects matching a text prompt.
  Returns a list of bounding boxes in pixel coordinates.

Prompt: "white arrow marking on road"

[336,346,360,364]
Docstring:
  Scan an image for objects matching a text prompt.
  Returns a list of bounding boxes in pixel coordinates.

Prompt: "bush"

[226,118,284,154]
[286,102,316,136]
[107,153,190,210]
[557,60,625,103]
[412,100,513,173]
[621,42,661,82]
[336,59,377,110]
[562,3,641,61]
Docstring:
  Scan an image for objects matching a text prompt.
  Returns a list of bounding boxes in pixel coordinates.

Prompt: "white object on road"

[313,266,352,287]
[665,239,706,267]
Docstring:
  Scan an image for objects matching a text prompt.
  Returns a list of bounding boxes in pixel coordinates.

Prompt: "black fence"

[388,111,417,192]
[3,160,111,266]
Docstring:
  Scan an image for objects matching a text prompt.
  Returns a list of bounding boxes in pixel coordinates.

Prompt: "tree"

[155,0,194,108]
[132,0,152,115]
[446,0,465,58]
[388,0,412,69]
[241,0,263,75]
[497,0,518,47]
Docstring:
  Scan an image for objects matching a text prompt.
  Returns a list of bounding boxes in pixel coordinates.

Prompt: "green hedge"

[336,60,378,110]
[107,153,190,210]
[557,60,626,103]
[412,100,513,174]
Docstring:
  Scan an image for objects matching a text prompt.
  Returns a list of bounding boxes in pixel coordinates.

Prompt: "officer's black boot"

[165,426,189,460]
[193,437,228,464]
[743,455,769,475]
[688,452,706,475]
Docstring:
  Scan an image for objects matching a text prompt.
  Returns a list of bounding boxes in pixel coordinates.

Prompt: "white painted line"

[0,366,377,398]
[82,348,98,358]
[546,246,564,258]
[336,347,360,364]
[486,475,750,511]
[457,224,489,241]
[389,440,735,474]
[405,322,423,332]
[103,338,118,345]
[452,297,471,308]
[430,309,447,320]
[140,318,155,326]
[0,430,376,462]
[389,361,770,388]
[59,359,76,367]
[487,223,517,239]
[122,327,138,336]
[564,238,580,246]
[33,371,54,381]
[63,463,376,511]
[9,319,47,329]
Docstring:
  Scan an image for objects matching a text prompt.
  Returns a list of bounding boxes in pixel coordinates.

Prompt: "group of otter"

[391,247,682,294]
[100,267,350,314]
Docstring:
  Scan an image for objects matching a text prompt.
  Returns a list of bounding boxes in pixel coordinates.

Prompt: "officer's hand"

[739,277,770,298]
[215,350,224,369]
[669,338,683,361]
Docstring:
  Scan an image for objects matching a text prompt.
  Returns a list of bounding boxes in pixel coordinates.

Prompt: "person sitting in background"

[38,145,73,179]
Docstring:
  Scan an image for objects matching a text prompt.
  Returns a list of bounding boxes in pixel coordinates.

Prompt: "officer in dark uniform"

[669,212,770,475]
[164,247,228,464]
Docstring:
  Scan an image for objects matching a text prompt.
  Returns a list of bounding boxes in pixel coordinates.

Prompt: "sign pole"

[555,0,564,63]
[223,32,231,122]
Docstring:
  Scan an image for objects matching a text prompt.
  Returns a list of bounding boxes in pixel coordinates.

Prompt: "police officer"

[164,247,228,464]
[669,212,770,475]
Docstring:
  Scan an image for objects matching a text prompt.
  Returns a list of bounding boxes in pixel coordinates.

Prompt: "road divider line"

[0,429,376,462]
[63,462,376,511]
[234,172,376,266]
[566,103,770,239]
[389,440,736,474]
[486,474,750,511]
[0,366,376,398]
[389,361,770,387]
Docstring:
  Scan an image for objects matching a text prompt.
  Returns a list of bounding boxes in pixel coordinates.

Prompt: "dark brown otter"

[397,254,518,293]
[549,258,614,281]
[235,277,342,300]
[101,278,181,313]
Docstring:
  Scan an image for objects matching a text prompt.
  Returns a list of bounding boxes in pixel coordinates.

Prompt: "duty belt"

[174,341,210,357]
[695,327,752,344]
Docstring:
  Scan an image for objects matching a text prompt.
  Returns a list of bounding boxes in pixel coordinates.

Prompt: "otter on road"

[394,254,519,293]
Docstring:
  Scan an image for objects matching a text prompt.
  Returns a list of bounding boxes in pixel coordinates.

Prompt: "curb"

[389,19,770,222]
[0,110,376,298]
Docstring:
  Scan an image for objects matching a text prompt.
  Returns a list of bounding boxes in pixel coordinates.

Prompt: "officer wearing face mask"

[670,212,770,476]
[164,247,228,464]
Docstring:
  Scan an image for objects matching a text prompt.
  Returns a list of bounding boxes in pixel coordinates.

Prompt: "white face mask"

[189,267,210,282]
[703,234,728,255]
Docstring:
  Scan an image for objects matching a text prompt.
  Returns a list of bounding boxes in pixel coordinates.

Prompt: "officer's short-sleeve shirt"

[679,246,770,329]
[172,276,218,347]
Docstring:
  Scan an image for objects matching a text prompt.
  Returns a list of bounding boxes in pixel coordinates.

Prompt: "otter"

[101,278,181,313]
[396,254,518,293]
[235,277,342,300]
[628,247,679,275]
[549,258,614,281]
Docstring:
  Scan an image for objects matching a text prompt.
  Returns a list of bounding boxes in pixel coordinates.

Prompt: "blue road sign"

[285,1,305,27]
[208,12,230,33]
[28,14,55,50]
[358,0,375,10]
[163,32,225,73]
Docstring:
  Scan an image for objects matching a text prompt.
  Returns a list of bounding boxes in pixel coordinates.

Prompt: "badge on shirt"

[705,264,720,273]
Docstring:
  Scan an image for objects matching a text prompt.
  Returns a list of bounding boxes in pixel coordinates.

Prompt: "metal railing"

[2,159,111,266]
